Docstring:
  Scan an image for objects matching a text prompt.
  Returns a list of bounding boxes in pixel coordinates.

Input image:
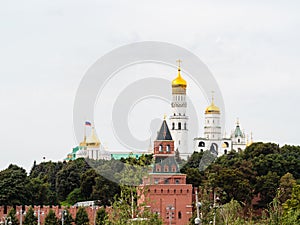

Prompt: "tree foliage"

[7,208,19,225]
[75,207,90,225]
[44,209,59,225]
[0,165,30,205]
[23,207,37,225]
[95,208,107,225]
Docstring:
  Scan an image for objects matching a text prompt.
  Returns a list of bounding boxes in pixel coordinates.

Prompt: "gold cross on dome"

[211,90,215,103]
[176,59,182,68]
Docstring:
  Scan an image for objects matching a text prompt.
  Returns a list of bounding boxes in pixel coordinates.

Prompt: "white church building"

[168,61,252,158]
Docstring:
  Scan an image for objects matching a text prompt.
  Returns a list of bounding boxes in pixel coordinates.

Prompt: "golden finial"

[163,114,167,120]
[211,91,215,104]
[176,59,182,71]
[236,117,240,125]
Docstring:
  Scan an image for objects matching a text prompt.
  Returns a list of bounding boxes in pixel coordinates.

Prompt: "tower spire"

[176,59,182,71]
[211,90,215,104]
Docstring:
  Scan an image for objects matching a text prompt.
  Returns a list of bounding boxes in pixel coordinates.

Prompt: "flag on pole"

[85,121,92,126]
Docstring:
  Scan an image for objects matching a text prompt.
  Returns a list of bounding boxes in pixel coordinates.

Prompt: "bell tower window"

[166,145,170,152]
[159,145,163,152]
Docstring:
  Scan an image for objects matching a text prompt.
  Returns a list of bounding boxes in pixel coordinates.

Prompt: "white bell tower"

[169,60,189,160]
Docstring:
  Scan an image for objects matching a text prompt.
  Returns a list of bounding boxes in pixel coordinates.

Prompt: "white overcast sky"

[0,0,299,171]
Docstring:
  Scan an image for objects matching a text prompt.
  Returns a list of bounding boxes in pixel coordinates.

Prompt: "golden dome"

[205,94,220,114]
[205,103,220,114]
[80,127,100,147]
[86,127,100,147]
[172,60,187,88]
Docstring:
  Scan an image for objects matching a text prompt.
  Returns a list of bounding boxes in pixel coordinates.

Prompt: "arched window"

[178,122,181,130]
[184,122,187,130]
[238,139,240,143]
[224,149,228,154]
[198,141,205,147]
[166,145,170,152]
[172,123,175,130]
[164,166,169,172]
[223,142,229,148]
[178,211,182,219]
[156,165,161,172]
[159,145,163,152]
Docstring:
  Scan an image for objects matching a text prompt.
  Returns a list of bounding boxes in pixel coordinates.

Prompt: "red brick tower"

[139,119,193,225]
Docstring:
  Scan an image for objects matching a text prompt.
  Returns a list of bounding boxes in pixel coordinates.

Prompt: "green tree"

[7,208,19,225]
[279,172,296,203]
[65,188,84,205]
[75,207,89,225]
[44,210,59,225]
[80,169,98,199]
[56,159,90,201]
[0,164,30,205]
[59,209,73,225]
[23,207,38,225]
[27,177,51,205]
[219,199,242,225]
[256,171,280,207]
[95,208,107,225]
[90,176,120,206]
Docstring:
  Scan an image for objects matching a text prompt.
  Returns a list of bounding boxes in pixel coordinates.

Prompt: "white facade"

[194,99,232,156]
[194,102,249,156]
[169,66,190,160]
[231,121,247,151]
[204,112,222,140]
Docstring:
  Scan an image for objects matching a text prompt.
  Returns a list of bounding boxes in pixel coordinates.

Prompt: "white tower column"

[169,60,189,160]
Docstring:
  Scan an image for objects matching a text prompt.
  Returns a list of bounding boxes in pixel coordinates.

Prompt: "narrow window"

[178,211,182,219]
[172,123,175,130]
[166,145,170,152]
[178,122,181,130]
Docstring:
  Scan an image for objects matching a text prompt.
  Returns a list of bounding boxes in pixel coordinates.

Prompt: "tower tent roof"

[156,120,173,141]
[234,124,244,138]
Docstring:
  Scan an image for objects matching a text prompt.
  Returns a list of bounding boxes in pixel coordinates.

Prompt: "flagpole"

[84,122,87,143]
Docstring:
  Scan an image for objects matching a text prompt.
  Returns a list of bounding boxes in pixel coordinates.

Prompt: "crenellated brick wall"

[0,205,108,225]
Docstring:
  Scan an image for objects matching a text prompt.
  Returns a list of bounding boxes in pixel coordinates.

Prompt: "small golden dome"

[205,93,220,114]
[205,103,220,114]
[172,60,187,88]
[86,127,100,147]
[172,72,187,87]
